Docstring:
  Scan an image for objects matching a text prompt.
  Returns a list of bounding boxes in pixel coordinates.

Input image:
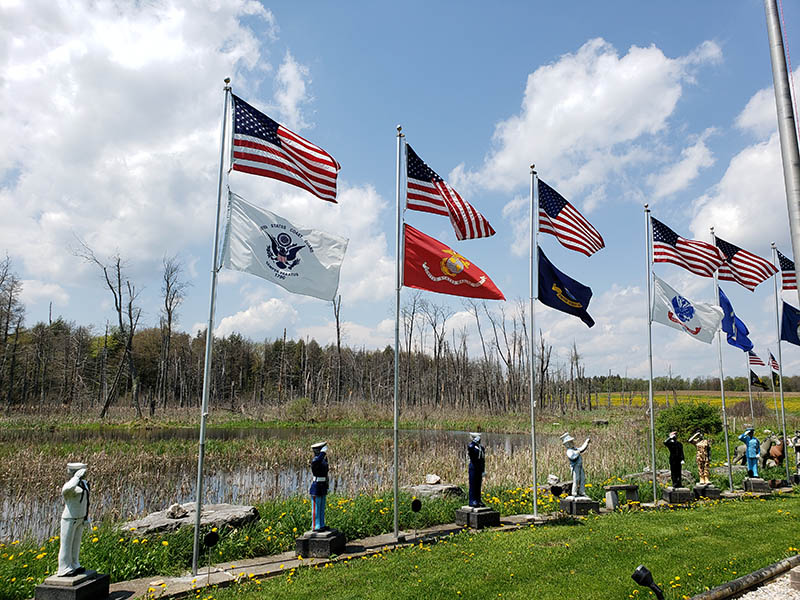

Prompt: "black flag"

[750,370,768,391]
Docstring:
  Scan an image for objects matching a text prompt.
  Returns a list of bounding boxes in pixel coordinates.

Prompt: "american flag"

[538,180,604,256]
[715,236,778,291]
[230,95,340,203]
[769,351,780,372]
[747,351,765,367]
[776,248,797,290]
[406,145,495,240]
[651,217,725,277]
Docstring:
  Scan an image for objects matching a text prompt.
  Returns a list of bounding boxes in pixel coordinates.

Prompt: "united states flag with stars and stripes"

[769,351,780,372]
[748,351,765,367]
[651,217,725,277]
[405,144,495,240]
[715,236,777,291]
[230,95,340,203]
[538,180,604,256]
[776,248,797,290]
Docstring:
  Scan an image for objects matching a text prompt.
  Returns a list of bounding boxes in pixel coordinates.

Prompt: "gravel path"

[736,573,800,599]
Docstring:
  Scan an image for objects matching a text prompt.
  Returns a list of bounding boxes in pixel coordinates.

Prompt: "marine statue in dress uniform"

[561,432,591,497]
[738,426,760,478]
[467,432,486,507]
[309,442,329,531]
[57,462,90,577]
[664,431,685,488]
[688,431,712,485]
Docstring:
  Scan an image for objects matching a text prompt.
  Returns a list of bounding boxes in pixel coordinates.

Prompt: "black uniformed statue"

[467,432,486,507]
[664,431,684,488]
[309,441,329,531]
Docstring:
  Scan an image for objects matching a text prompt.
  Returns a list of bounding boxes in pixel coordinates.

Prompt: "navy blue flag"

[718,286,753,351]
[781,301,800,346]
[538,246,595,327]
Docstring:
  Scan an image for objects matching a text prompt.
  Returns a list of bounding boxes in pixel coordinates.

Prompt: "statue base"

[743,477,771,494]
[295,528,346,558]
[662,487,692,504]
[559,496,599,516]
[692,484,721,500]
[36,570,110,600]
[455,506,500,529]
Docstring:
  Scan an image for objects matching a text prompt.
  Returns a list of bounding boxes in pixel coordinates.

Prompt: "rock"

[624,469,696,487]
[121,503,259,535]
[712,464,748,475]
[547,474,560,486]
[403,483,464,500]
[425,474,442,485]
[166,503,188,519]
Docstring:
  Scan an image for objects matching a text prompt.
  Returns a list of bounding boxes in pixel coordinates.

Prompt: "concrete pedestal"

[295,528,346,558]
[693,484,721,500]
[662,487,692,504]
[35,570,109,600]
[455,506,501,529]
[603,484,639,510]
[559,496,599,516]
[743,478,771,494]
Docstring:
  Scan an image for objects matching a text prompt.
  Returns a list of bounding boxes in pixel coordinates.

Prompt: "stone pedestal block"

[692,484,721,500]
[35,570,109,600]
[743,478,772,494]
[662,487,692,504]
[789,565,800,591]
[559,496,599,516]
[295,529,346,558]
[603,484,639,510]
[455,506,501,529]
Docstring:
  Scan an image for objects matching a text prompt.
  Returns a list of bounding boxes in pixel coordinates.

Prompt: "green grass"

[211,494,800,600]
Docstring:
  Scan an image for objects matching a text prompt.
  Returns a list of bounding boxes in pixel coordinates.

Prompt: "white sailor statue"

[467,432,486,508]
[309,442,329,531]
[57,462,90,577]
[561,432,591,497]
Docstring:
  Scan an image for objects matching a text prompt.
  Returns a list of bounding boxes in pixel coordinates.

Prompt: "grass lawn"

[212,494,800,600]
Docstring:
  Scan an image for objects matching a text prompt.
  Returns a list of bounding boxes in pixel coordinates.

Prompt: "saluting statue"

[467,432,486,507]
[57,462,90,577]
[561,432,591,497]
[791,430,800,474]
[309,442,329,531]
[739,426,760,478]
[688,431,712,485]
[664,431,685,488]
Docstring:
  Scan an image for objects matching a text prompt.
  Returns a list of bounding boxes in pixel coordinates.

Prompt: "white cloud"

[214,298,298,338]
[736,87,777,139]
[274,51,312,131]
[297,318,394,349]
[648,128,716,199]
[18,279,69,307]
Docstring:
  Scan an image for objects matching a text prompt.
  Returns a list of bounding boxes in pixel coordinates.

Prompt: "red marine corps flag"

[403,224,504,300]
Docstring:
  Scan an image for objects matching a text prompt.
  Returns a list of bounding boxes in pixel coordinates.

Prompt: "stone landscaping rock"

[403,483,464,500]
[624,469,695,487]
[425,474,442,484]
[713,465,748,475]
[121,503,259,535]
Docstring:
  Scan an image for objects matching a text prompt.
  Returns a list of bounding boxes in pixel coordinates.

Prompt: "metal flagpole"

[771,243,792,483]
[192,77,231,576]
[529,165,539,518]
[769,357,780,424]
[745,351,755,424]
[711,227,734,492]
[764,0,800,311]
[643,205,658,503]
[392,125,404,540]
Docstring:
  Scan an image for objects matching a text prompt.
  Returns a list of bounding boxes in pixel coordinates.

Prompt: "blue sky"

[2,0,800,379]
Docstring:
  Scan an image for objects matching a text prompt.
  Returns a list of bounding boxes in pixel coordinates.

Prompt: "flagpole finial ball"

[644,203,649,210]
[224,77,230,84]
[771,241,776,248]
[396,125,402,132]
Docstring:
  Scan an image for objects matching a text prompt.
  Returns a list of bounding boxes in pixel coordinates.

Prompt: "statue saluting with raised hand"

[57,462,90,577]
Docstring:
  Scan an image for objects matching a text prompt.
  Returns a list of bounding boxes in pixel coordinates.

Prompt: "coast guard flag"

[651,275,723,344]
[221,193,348,301]
[718,287,754,352]
[537,246,595,327]
[780,301,800,346]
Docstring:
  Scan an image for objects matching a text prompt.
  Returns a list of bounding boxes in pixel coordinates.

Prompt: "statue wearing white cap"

[467,432,486,507]
[561,433,591,497]
[57,462,90,577]
[309,442,329,531]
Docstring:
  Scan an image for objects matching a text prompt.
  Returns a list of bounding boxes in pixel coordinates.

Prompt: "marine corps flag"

[403,224,504,300]
[750,370,769,391]
[537,246,595,327]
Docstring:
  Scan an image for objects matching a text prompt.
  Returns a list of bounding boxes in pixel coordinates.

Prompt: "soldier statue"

[791,430,800,474]
[739,426,760,478]
[309,442,329,531]
[688,431,712,485]
[467,432,486,507]
[664,431,685,488]
[57,462,90,577]
[561,432,591,497]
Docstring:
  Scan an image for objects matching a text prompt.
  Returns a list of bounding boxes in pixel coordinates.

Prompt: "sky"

[2,0,800,380]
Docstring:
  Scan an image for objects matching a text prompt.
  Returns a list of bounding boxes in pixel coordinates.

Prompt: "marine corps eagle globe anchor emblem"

[263,229,304,270]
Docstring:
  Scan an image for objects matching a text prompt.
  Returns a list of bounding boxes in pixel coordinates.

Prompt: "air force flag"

[221,192,348,301]
[651,275,723,344]
[718,286,754,352]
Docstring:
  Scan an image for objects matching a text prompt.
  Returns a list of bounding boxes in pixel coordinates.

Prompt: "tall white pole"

[771,244,792,483]
[643,206,658,503]
[529,165,539,518]
[745,351,755,424]
[192,78,231,576]
[711,227,735,492]
[392,125,404,540]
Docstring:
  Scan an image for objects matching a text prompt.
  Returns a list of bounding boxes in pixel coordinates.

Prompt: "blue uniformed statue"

[309,441,329,531]
[739,427,760,478]
[467,432,486,507]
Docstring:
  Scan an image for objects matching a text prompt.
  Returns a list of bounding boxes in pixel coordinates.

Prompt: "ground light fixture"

[631,565,664,600]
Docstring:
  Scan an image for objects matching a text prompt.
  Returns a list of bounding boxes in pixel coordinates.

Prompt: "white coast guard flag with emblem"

[221,193,348,301]
[651,274,723,344]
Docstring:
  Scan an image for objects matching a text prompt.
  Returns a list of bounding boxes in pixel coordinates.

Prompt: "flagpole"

[192,77,231,576]
[644,205,658,504]
[393,125,404,540]
[771,243,791,483]
[745,352,755,424]
[711,227,734,492]
[769,358,780,424]
[529,165,539,518]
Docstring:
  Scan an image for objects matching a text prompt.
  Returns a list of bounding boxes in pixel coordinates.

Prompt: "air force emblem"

[264,230,304,270]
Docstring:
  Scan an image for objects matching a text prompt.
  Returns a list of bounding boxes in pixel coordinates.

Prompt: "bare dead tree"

[420,299,453,407]
[155,254,188,414]
[332,295,342,405]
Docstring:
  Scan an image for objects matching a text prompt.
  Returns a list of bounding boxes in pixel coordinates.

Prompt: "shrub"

[655,402,721,438]
[285,397,312,422]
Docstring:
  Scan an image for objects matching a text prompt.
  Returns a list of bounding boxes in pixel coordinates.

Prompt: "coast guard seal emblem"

[265,231,304,270]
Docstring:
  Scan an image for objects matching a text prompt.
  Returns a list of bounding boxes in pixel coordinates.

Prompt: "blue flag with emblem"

[538,246,595,327]
[781,301,800,346]
[718,286,753,352]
